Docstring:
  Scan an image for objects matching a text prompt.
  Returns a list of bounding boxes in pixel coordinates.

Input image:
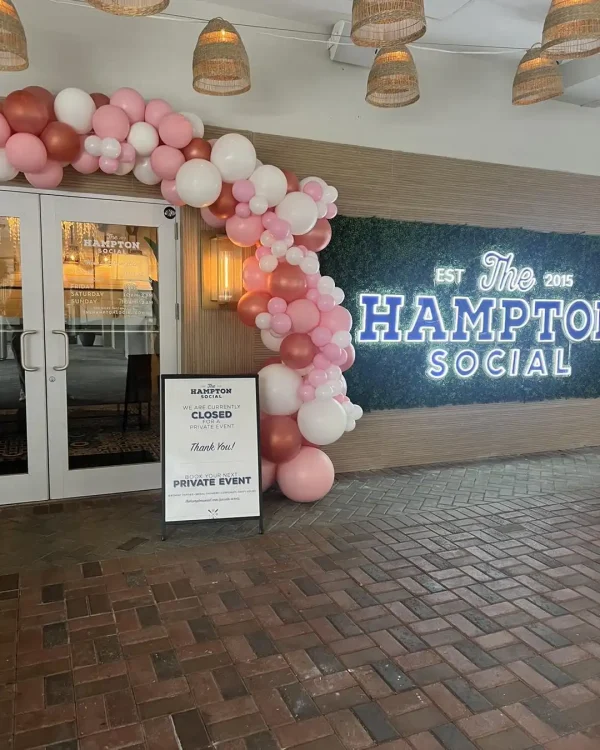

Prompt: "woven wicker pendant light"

[193,18,250,96]
[86,0,169,16]
[366,42,419,107]
[542,0,600,59]
[0,0,28,71]
[513,46,563,105]
[352,0,426,47]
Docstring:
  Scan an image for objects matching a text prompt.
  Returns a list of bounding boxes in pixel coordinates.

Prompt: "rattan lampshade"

[366,42,419,107]
[0,0,28,71]
[352,0,426,47]
[542,0,600,59]
[86,0,169,16]
[512,46,563,105]
[193,18,250,96]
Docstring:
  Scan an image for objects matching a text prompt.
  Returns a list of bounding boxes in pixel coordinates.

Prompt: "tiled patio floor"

[3,448,600,749]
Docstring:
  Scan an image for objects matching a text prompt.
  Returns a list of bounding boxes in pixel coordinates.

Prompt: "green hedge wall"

[321,215,600,412]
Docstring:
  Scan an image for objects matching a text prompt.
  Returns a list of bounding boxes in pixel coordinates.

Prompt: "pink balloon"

[333,348,348,367]
[236,203,251,219]
[341,345,355,372]
[93,105,130,141]
[320,306,353,333]
[287,299,320,333]
[255,245,270,260]
[271,313,292,336]
[262,211,277,229]
[323,343,342,362]
[145,99,172,128]
[99,156,119,174]
[233,179,255,202]
[161,179,185,206]
[317,294,335,312]
[313,353,330,370]
[159,113,193,149]
[0,114,10,148]
[226,215,264,247]
[71,149,99,174]
[150,145,185,180]
[326,203,338,220]
[308,369,328,387]
[270,218,291,241]
[310,326,332,347]
[277,447,335,503]
[334,394,345,403]
[6,133,47,173]
[242,256,268,292]
[298,384,315,402]
[261,458,277,490]
[25,161,63,189]
[201,206,227,229]
[268,297,287,315]
[306,289,320,303]
[120,142,136,164]
[306,273,321,289]
[110,88,146,124]
[303,181,323,202]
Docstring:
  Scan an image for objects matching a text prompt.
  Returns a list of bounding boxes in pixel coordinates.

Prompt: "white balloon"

[275,192,318,235]
[176,159,222,208]
[101,137,121,159]
[133,156,161,186]
[332,330,352,348]
[259,363,302,415]
[85,135,103,157]
[54,88,96,135]
[340,376,347,396]
[307,250,318,260]
[323,185,339,204]
[346,418,356,432]
[284,235,295,248]
[326,366,342,381]
[260,231,275,248]
[353,405,364,420]
[250,165,288,207]
[211,133,256,182]
[332,287,345,305]
[179,111,204,138]
[127,122,159,157]
[316,201,328,219]
[300,256,319,275]
[318,276,335,295]
[0,149,17,182]
[286,247,303,266]
[300,176,327,192]
[255,312,272,330]
[315,384,334,401]
[297,399,347,446]
[271,240,288,258]
[261,330,283,352]
[249,195,268,216]
[343,401,355,416]
[330,380,343,396]
[116,161,134,176]
[259,255,278,273]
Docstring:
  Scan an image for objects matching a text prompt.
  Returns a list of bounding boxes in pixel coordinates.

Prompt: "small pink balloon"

[233,179,256,202]
[71,149,99,174]
[6,133,47,173]
[341,344,355,372]
[306,273,321,289]
[326,203,338,220]
[150,145,185,181]
[323,343,342,362]
[321,306,353,333]
[243,256,268,292]
[93,105,130,141]
[110,88,146,124]
[317,294,335,312]
[262,211,277,229]
[308,369,328,387]
[270,218,291,241]
[99,156,119,174]
[334,394,345,403]
[161,179,185,206]
[313,353,330,370]
[298,384,316,403]
[119,142,136,164]
[271,313,292,336]
[277,447,334,503]
[310,326,332,347]
[145,98,172,128]
[268,297,287,315]
[226,214,264,248]
[334,348,349,367]
[236,202,251,219]
[306,289,319,303]
[159,113,193,149]
[0,114,10,148]
[255,245,270,260]
[303,180,323,202]
[287,299,320,333]
[25,160,63,189]
[200,206,226,229]
[261,458,277,490]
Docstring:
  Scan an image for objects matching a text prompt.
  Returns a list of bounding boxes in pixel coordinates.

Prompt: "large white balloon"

[250,165,288,207]
[211,133,256,183]
[127,122,159,157]
[260,328,282,350]
[176,159,222,208]
[54,88,96,135]
[297,399,347,446]
[259,363,302,416]
[0,149,17,182]
[180,111,204,139]
[275,192,318,235]
[133,156,161,186]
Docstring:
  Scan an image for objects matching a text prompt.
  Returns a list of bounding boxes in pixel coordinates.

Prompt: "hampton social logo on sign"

[357,251,600,380]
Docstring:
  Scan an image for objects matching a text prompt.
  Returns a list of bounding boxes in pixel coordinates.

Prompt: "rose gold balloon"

[210,182,237,220]
[91,93,110,109]
[268,264,307,303]
[341,344,355,372]
[261,416,302,463]
[23,86,55,122]
[4,90,49,135]
[40,121,80,163]
[237,291,270,327]
[294,218,332,253]
[183,137,212,161]
[282,169,300,194]
[280,333,317,370]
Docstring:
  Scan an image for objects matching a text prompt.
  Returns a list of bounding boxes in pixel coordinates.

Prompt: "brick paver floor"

[4,448,600,748]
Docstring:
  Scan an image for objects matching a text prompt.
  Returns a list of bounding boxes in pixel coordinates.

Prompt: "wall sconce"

[202,234,244,309]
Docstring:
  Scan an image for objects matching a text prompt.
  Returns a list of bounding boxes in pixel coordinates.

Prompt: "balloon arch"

[0,85,363,503]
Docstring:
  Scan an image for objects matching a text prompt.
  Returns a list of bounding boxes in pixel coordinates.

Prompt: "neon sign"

[357,251,597,380]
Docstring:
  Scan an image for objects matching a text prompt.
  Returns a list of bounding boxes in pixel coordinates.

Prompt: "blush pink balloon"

[313,353,330,370]
[261,458,277,490]
[150,145,185,180]
[262,211,277,229]
[306,289,320,303]
[119,142,136,164]
[93,105,130,141]
[298,384,315,402]
[145,99,172,128]
[303,180,323,202]
[233,179,256,202]
[226,215,264,247]
[323,343,342,362]
[255,245,270,260]
[159,113,193,149]
[242,256,268,292]
[0,114,10,148]
[99,156,119,174]
[287,299,320,333]
[270,218,291,240]
[110,88,146,124]
[271,313,292,336]
[341,344,355,372]
[306,273,321,289]
[310,326,332,347]
[6,133,47,173]
[268,297,287,315]
[308,369,328,387]
[334,348,349,367]
[317,294,335,312]
[161,179,185,206]
[201,206,226,229]
[277,447,335,503]
[25,161,63,188]
[71,149,99,174]
[326,203,338,220]
[236,203,251,219]
[334,394,345,403]
[321,306,353,333]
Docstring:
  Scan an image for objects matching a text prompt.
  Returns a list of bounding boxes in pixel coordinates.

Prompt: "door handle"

[20,330,39,372]
[52,330,70,371]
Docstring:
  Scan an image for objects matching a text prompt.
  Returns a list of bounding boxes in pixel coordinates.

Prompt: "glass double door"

[0,192,178,504]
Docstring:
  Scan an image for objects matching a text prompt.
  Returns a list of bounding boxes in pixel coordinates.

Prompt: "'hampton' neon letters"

[357,251,598,380]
